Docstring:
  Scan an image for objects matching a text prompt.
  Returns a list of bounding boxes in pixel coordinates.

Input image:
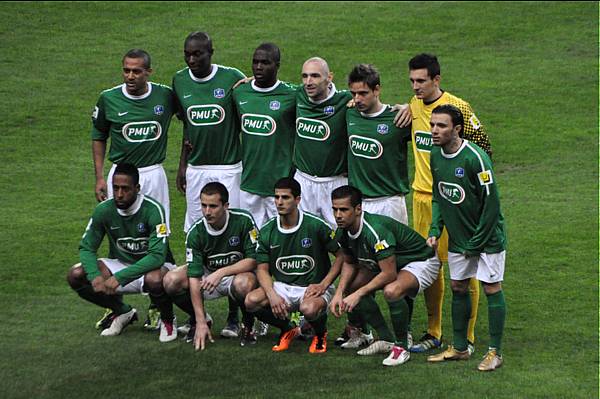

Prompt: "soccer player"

[346,64,412,225]
[91,49,176,331]
[329,185,440,366]
[425,105,506,371]
[233,43,297,228]
[66,163,177,342]
[404,53,492,354]
[163,182,260,349]
[244,177,343,353]
[172,31,247,339]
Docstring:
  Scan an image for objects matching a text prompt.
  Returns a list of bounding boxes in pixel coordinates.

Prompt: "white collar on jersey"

[251,79,281,92]
[203,209,230,236]
[121,82,153,100]
[117,194,144,217]
[188,64,218,83]
[360,103,388,118]
[441,139,467,158]
[277,210,303,234]
[347,212,364,240]
[307,83,337,105]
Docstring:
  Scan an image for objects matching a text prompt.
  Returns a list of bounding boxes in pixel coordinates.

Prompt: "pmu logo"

[275,255,315,276]
[241,113,277,136]
[296,117,330,141]
[438,182,466,204]
[214,88,225,98]
[116,237,149,255]
[207,251,243,270]
[187,105,225,126]
[415,131,432,152]
[349,135,383,159]
[122,121,162,142]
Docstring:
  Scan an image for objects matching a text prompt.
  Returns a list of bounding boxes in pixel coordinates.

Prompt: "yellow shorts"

[412,191,448,263]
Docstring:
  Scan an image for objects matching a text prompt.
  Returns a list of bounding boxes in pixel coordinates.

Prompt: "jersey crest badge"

[455,167,465,178]
[477,170,494,186]
[301,238,312,248]
[229,236,240,246]
[137,223,146,233]
[156,223,168,238]
[377,124,389,135]
[154,105,164,115]
[324,106,335,115]
[269,100,280,110]
[214,88,225,98]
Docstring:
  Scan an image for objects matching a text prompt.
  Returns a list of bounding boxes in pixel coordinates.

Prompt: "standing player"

[233,43,297,228]
[91,49,176,331]
[329,185,440,367]
[245,178,343,353]
[67,163,177,342]
[162,182,260,349]
[404,53,492,354]
[172,31,247,338]
[426,105,506,371]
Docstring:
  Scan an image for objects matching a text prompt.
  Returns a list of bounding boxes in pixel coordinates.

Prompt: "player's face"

[349,81,380,113]
[302,61,331,101]
[332,197,361,230]
[201,193,228,228]
[409,68,440,102]
[112,174,140,210]
[252,49,279,86]
[430,113,461,147]
[122,57,151,96]
[274,188,299,216]
[184,38,213,78]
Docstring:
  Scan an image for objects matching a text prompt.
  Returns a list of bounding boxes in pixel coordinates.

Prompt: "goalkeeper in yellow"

[405,53,492,354]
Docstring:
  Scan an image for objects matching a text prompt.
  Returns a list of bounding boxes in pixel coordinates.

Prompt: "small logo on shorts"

[455,167,465,178]
[377,124,389,134]
[301,238,312,248]
[324,106,335,115]
[214,88,225,98]
[229,236,240,246]
[269,100,280,110]
[137,223,146,233]
[154,105,164,115]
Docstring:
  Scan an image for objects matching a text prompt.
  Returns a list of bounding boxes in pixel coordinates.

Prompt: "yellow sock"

[467,277,480,344]
[424,265,444,340]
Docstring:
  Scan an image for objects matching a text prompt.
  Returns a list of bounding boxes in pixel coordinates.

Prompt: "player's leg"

[143,265,177,342]
[319,175,348,228]
[383,270,420,350]
[300,285,334,354]
[240,190,268,228]
[230,272,259,346]
[337,268,375,349]
[295,170,319,216]
[184,166,207,233]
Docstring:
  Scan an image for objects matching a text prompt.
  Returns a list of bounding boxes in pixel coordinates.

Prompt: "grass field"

[0,2,598,398]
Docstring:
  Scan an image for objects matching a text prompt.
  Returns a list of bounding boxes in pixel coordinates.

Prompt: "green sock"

[387,299,409,348]
[171,291,195,320]
[404,296,414,332]
[451,291,471,351]
[487,290,506,354]
[255,308,293,332]
[75,285,130,314]
[227,295,239,323]
[308,313,328,337]
[149,292,174,322]
[348,309,370,334]
[356,295,395,343]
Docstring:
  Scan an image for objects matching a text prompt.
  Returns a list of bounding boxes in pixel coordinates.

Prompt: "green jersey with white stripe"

[172,65,246,166]
[429,140,506,255]
[185,208,259,278]
[91,82,175,167]
[233,80,297,196]
[255,211,340,286]
[346,105,412,198]
[294,84,352,177]
[79,194,170,286]
[335,211,434,273]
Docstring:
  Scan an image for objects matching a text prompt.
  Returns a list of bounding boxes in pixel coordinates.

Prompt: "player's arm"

[189,276,214,351]
[342,255,397,313]
[176,133,191,194]
[256,262,288,319]
[391,103,412,128]
[461,102,492,158]
[79,210,107,291]
[330,251,358,317]
[306,225,343,298]
[91,96,111,202]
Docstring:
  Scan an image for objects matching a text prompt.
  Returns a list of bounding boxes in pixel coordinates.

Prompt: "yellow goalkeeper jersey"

[409,91,492,194]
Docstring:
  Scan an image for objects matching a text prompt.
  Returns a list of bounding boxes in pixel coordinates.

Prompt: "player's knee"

[482,281,501,296]
[144,271,165,295]
[232,274,256,297]
[244,290,261,312]
[450,279,469,294]
[162,271,182,295]
[66,263,86,289]
[383,283,402,302]
[299,302,323,320]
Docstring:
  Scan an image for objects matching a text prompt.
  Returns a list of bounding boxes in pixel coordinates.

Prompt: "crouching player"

[67,163,177,342]
[329,185,440,366]
[245,178,343,353]
[163,182,260,350]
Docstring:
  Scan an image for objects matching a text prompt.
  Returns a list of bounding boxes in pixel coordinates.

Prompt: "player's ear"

[224,201,230,210]
[433,74,441,86]
[146,67,153,75]
[328,71,334,82]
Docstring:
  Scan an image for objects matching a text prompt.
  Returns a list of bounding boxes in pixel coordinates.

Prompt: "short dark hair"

[184,31,214,53]
[348,64,380,91]
[123,48,151,69]
[255,42,281,63]
[408,53,440,79]
[432,104,464,136]
[114,163,139,186]
[331,185,362,207]
[274,177,301,198]
[201,182,229,204]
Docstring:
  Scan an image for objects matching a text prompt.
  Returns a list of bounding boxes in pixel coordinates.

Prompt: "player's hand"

[91,276,106,293]
[304,283,326,298]
[176,167,187,194]
[194,320,214,351]
[95,178,108,202]
[268,293,290,319]
[184,138,193,152]
[392,103,412,128]
[341,292,362,313]
[103,276,120,295]
[345,98,356,108]
[200,272,222,293]
[426,236,438,251]
[329,294,345,317]
[233,76,253,89]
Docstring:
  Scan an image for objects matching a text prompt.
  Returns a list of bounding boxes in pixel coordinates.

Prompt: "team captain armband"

[477,170,494,186]
[156,223,168,238]
[374,240,390,252]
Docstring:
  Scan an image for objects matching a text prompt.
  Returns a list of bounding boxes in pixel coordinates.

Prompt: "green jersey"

[79,194,170,286]
[294,84,352,177]
[255,211,340,286]
[185,208,259,278]
[91,82,175,167]
[429,140,506,255]
[335,211,434,273]
[172,64,246,166]
[346,105,412,198]
[233,80,297,196]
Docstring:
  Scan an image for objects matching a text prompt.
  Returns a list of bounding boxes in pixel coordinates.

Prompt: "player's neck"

[442,137,463,154]
[255,76,278,89]
[209,217,226,231]
[280,209,300,229]
[191,64,213,80]
[423,88,443,104]
[126,84,149,97]
[348,214,362,236]
[364,100,384,115]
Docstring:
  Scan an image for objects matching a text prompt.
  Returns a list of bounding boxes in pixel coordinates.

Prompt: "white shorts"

[447,251,506,283]
[239,190,277,228]
[184,162,242,232]
[100,258,175,294]
[272,281,336,312]
[401,256,441,297]
[362,195,408,225]
[200,273,235,301]
[294,169,347,228]
[108,163,171,230]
